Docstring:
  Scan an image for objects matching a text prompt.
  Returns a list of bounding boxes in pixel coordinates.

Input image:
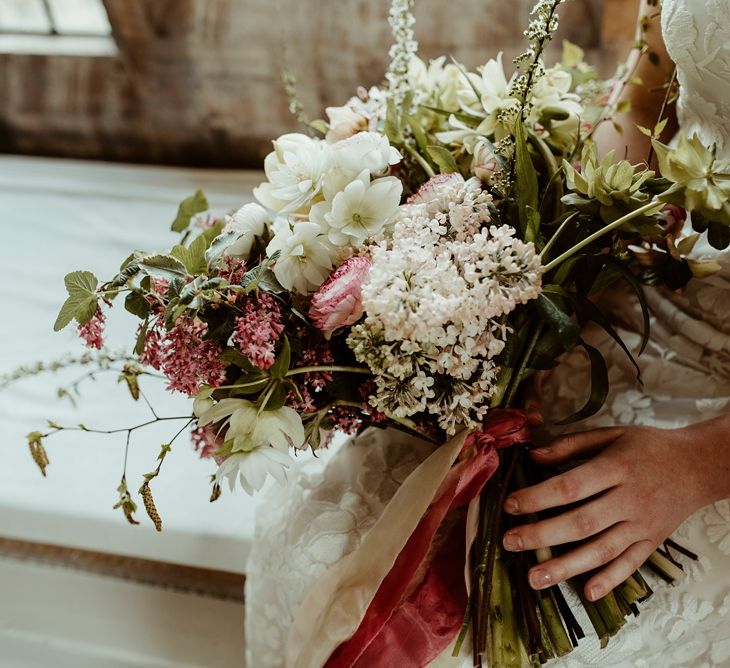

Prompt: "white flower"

[472,139,501,184]
[216,447,293,494]
[253,133,330,213]
[196,397,304,494]
[266,221,334,294]
[347,179,543,434]
[325,105,369,142]
[330,132,401,177]
[312,170,402,246]
[223,203,270,257]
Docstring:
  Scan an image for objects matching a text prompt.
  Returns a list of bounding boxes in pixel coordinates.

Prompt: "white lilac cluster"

[385,0,418,115]
[348,174,543,434]
[252,132,403,294]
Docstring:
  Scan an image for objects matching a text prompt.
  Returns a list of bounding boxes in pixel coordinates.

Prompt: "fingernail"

[504,496,520,513]
[531,446,550,455]
[529,568,552,590]
[588,584,604,601]
[503,531,523,551]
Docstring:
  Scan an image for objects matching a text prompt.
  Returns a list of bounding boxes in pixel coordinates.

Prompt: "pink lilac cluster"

[77,306,106,350]
[287,334,335,412]
[220,256,248,285]
[232,293,284,370]
[190,424,221,459]
[139,315,226,395]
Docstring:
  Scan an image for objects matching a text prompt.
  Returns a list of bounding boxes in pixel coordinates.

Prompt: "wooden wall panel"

[0,0,622,167]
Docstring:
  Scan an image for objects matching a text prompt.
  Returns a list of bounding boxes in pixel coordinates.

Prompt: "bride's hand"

[501,416,730,601]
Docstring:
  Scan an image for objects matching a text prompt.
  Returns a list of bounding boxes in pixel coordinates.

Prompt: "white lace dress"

[245,1,730,665]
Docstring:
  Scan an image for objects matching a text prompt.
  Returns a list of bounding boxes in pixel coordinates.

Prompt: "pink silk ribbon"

[325,409,531,668]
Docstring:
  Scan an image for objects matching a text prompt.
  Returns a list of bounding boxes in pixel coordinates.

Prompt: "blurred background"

[0,1,634,666]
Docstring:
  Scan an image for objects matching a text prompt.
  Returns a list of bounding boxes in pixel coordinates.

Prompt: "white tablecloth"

[0,155,265,573]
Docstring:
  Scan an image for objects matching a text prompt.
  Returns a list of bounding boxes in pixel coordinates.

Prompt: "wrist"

[679,413,730,505]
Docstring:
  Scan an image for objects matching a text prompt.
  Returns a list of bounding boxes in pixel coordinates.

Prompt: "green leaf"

[426,145,459,174]
[558,341,609,424]
[384,99,403,146]
[171,190,208,233]
[134,318,149,355]
[514,122,540,242]
[536,293,580,351]
[310,119,329,135]
[172,234,208,275]
[578,298,641,381]
[138,254,188,280]
[54,270,99,331]
[205,231,238,266]
[404,115,430,155]
[124,291,151,319]
[707,220,730,250]
[264,382,288,411]
[606,258,650,354]
[270,336,291,379]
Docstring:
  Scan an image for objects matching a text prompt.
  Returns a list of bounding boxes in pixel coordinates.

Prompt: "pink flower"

[77,306,106,349]
[309,256,371,338]
[232,293,285,370]
[406,173,465,205]
[139,316,225,396]
[190,424,223,459]
[660,204,687,237]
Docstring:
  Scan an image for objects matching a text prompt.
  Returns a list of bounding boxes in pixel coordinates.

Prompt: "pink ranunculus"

[406,172,465,205]
[309,255,371,338]
[660,204,687,237]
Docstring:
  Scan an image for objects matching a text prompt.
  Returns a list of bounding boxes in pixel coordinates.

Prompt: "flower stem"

[285,365,371,377]
[404,143,436,178]
[543,199,660,272]
[538,212,579,260]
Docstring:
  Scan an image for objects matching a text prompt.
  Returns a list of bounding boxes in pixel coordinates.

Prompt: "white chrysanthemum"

[312,170,402,246]
[347,177,543,433]
[266,221,334,294]
[222,203,270,258]
[254,133,330,213]
[330,132,402,177]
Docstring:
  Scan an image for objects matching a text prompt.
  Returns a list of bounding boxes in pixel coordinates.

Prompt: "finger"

[503,493,623,551]
[525,522,637,591]
[524,373,546,427]
[583,539,656,602]
[530,427,625,465]
[504,456,621,515]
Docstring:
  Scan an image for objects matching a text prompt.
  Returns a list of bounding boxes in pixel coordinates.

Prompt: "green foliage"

[535,293,579,351]
[558,340,608,424]
[138,254,188,280]
[426,145,459,174]
[514,122,540,243]
[124,291,151,320]
[172,233,209,275]
[54,271,99,331]
[270,337,291,379]
[171,190,208,233]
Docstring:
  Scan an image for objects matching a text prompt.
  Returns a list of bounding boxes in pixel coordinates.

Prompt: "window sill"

[0,34,117,56]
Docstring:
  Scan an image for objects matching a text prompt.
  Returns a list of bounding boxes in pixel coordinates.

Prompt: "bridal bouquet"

[25,0,730,665]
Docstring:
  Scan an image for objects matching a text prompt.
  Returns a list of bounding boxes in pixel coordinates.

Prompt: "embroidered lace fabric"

[244,1,730,664]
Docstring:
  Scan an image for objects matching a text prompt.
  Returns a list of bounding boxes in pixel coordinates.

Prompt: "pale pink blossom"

[232,293,285,369]
[309,256,371,338]
[406,172,465,205]
[77,307,106,350]
[139,316,225,396]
